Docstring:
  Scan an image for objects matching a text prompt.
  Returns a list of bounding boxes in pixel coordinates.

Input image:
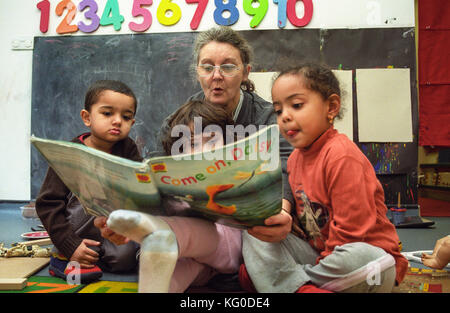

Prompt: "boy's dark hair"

[275,63,343,119]
[162,100,235,155]
[84,80,137,114]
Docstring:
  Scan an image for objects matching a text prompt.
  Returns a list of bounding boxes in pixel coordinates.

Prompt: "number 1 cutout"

[273,0,287,28]
[37,0,50,33]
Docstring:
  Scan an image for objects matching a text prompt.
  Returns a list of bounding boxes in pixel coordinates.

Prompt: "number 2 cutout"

[56,0,79,34]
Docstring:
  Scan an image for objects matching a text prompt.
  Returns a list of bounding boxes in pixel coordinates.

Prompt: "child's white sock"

[138,230,178,293]
[106,210,178,293]
[106,210,171,243]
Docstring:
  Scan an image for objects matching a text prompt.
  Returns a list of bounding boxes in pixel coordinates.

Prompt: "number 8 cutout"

[214,0,239,26]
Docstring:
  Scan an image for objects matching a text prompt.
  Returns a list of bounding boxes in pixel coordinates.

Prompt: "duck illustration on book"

[206,184,236,215]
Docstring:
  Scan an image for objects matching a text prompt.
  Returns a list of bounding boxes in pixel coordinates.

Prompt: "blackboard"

[31,28,418,205]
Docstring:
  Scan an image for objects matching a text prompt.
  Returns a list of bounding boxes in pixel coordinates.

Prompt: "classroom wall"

[0,0,415,201]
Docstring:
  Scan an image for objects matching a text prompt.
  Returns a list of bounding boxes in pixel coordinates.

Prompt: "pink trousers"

[160,216,242,292]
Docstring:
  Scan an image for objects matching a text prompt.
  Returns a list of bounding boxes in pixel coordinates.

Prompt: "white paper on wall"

[356,68,413,142]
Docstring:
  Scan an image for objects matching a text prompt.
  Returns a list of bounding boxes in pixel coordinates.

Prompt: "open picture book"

[31,125,282,229]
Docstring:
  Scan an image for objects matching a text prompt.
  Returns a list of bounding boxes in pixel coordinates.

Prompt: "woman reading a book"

[157,26,294,243]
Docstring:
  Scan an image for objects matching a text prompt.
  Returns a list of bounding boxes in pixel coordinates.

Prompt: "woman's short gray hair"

[191,26,255,92]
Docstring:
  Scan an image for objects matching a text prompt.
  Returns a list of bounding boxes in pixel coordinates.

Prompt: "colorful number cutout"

[243,0,268,28]
[37,0,50,33]
[129,0,153,32]
[100,0,125,31]
[286,0,313,27]
[273,0,287,28]
[214,0,239,26]
[78,0,100,33]
[56,0,79,34]
[186,0,208,30]
[157,0,182,26]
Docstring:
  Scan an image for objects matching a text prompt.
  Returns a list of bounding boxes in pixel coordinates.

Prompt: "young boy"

[36,80,142,283]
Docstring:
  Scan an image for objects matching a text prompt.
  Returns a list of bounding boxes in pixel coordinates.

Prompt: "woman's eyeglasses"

[197,64,241,77]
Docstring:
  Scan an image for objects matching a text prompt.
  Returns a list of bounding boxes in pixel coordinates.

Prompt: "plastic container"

[20,205,38,218]
[390,207,406,226]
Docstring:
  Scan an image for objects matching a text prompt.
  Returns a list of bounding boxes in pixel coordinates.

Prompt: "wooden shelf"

[419,184,450,191]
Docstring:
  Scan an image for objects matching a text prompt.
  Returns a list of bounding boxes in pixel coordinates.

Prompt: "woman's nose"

[211,67,224,79]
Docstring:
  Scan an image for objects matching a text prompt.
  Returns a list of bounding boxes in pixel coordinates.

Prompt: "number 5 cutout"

[129,0,153,32]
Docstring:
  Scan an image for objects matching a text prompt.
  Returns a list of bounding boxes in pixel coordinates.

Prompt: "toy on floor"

[0,242,51,258]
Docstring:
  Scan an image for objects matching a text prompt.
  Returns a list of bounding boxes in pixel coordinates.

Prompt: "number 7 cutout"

[186,0,208,30]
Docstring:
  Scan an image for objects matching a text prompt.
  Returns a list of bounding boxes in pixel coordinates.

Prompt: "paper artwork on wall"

[356,68,413,143]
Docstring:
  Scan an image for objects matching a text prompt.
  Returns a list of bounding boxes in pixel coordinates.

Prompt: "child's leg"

[107,210,172,243]
[138,230,178,293]
[106,210,178,293]
[243,231,396,293]
[306,242,396,293]
[422,235,450,269]
[242,231,319,292]
[163,217,242,273]
[168,258,216,293]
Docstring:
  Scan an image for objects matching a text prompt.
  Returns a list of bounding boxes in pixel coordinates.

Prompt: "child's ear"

[80,109,91,127]
[327,94,341,121]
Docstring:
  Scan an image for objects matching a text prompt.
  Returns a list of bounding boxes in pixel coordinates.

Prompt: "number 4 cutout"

[100,0,124,31]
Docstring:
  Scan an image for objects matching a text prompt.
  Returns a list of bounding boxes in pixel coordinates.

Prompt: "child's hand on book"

[94,216,130,245]
[247,199,293,243]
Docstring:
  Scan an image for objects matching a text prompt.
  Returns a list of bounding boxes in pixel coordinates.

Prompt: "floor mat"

[78,280,138,293]
[392,266,450,293]
[0,276,84,293]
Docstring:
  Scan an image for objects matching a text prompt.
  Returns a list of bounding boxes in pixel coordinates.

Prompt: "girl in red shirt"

[241,63,408,293]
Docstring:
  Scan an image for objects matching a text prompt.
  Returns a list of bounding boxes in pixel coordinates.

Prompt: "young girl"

[240,63,408,293]
[95,100,243,293]
[36,80,142,283]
